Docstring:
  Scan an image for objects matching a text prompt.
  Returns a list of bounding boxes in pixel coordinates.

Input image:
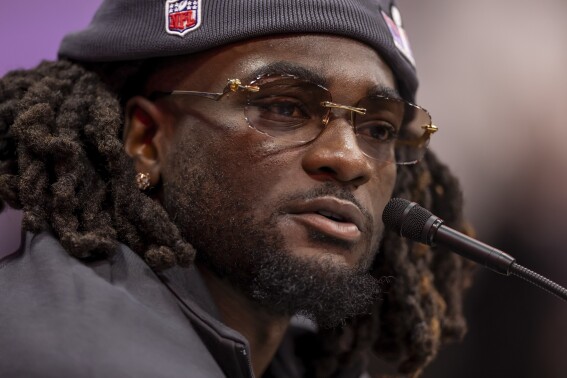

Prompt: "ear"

[124,96,173,188]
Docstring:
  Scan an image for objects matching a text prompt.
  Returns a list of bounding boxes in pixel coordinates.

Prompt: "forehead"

[148,34,397,96]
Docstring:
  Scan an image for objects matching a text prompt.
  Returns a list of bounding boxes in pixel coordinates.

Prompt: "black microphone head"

[382,198,441,244]
[382,198,412,232]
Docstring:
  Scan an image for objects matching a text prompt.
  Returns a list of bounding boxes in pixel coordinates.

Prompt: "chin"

[287,243,371,272]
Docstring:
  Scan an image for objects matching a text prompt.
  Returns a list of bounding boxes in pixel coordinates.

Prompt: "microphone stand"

[508,263,567,301]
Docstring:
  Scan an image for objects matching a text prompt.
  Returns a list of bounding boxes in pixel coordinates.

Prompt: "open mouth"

[289,211,361,243]
[316,210,347,222]
[284,197,366,243]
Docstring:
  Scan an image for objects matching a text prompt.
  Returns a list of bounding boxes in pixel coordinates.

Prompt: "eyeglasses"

[149,74,438,165]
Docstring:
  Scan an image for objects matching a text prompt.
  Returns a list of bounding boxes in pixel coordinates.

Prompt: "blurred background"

[397,0,567,377]
[1,1,566,377]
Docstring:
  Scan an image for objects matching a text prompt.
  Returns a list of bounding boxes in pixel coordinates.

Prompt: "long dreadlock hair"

[0,59,474,377]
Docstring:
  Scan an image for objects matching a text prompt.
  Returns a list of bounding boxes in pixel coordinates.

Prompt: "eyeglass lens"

[243,76,431,165]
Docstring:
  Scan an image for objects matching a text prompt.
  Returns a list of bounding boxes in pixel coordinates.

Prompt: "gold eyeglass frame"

[149,76,439,164]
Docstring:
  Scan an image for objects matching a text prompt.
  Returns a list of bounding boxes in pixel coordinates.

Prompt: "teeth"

[317,210,344,221]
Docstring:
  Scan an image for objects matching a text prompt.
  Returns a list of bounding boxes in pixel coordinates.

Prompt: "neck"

[198,265,290,377]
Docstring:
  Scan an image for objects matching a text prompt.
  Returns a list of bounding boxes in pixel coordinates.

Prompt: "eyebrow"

[246,61,401,100]
[368,86,401,100]
[247,61,329,87]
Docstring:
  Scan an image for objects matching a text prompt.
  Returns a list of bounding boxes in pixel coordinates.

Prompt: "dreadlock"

[0,60,474,377]
[0,60,194,268]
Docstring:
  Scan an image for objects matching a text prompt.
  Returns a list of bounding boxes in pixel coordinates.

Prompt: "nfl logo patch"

[381,9,415,67]
[165,0,202,36]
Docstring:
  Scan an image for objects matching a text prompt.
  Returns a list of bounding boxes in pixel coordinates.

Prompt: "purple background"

[0,0,103,256]
[0,1,103,74]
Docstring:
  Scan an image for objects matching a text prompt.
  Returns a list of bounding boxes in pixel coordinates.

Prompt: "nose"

[301,118,373,187]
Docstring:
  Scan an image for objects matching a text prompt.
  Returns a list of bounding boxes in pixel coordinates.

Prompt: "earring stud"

[136,172,151,191]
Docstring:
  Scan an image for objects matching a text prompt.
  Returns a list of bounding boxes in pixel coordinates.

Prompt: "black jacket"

[0,232,366,377]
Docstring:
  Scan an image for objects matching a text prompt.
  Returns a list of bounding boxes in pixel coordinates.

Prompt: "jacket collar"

[158,265,255,378]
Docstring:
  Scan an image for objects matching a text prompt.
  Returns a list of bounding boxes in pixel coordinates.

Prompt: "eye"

[266,100,307,118]
[249,96,311,121]
[357,122,398,143]
[244,77,329,136]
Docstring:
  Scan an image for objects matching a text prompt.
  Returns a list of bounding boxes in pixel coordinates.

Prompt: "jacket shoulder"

[0,232,225,378]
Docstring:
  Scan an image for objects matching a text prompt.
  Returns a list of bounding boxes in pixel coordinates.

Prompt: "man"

[0,0,474,377]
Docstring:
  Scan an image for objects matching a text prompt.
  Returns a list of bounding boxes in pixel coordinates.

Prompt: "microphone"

[382,198,567,301]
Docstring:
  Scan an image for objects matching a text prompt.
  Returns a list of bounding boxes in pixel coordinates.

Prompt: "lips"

[284,197,367,243]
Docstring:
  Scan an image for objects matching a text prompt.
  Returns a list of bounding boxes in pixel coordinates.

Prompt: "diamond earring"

[136,172,151,191]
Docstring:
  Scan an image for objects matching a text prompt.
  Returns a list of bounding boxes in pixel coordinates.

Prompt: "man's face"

[152,35,398,325]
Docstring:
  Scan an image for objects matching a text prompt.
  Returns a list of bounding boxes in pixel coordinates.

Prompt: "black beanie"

[59,0,418,100]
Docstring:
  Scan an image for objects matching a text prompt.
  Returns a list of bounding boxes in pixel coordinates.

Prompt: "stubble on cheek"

[159,124,275,251]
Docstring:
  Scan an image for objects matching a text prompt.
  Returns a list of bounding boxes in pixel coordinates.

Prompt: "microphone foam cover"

[383,198,435,243]
[382,198,412,232]
[401,204,433,243]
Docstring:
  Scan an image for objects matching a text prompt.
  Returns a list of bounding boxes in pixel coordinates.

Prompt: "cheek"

[368,163,397,227]
[377,163,397,198]
[163,117,289,202]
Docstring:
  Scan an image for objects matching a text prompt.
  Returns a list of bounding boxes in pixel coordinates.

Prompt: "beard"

[244,243,383,328]
[163,154,383,328]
